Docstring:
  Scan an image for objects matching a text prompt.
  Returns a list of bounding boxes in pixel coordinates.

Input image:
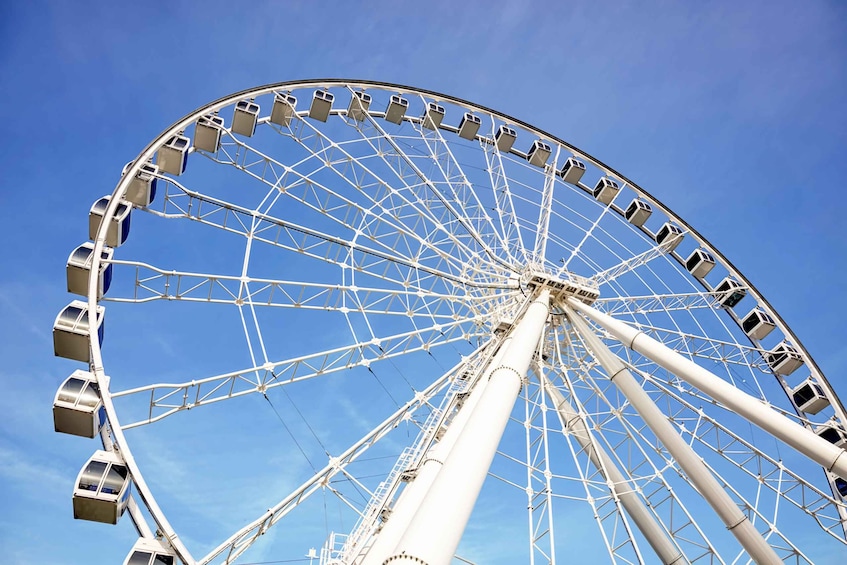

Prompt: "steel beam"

[567,297,847,481]
[566,306,780,564]
[383,290,551,565]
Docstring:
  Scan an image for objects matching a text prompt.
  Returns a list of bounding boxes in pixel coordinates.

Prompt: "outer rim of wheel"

[86,78,847,563]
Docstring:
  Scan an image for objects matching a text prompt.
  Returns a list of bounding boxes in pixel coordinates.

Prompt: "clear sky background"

[1,1,845,564]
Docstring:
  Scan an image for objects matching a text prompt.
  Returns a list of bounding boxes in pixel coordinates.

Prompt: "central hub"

[524,270,600,306]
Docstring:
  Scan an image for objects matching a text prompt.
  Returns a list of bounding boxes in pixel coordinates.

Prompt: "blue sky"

[1,1,846,564]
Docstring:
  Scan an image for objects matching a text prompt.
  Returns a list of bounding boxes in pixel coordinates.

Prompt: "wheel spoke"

[113,316,484,428]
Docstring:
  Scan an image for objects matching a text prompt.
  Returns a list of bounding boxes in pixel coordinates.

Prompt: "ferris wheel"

[52,79,847,565]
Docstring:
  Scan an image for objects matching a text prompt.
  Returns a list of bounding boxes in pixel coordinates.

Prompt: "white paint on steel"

[566,306,781,564]
[567,297,847,481]
[540,372,687,565]
[384,290,551,565]
[360,340,510,565]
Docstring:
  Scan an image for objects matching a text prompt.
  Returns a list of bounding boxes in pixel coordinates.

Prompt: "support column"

[360,340,511,565]
[540,372,687,565]
[567,297,847,480]
[566,306,781,565]
[383,290,551,565]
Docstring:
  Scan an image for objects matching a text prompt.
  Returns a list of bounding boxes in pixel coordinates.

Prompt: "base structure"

[359,274,836,564]
[370,290,551,565]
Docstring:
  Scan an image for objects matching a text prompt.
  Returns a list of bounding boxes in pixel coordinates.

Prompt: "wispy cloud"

[0,442,69,499]
[0,283,51,342]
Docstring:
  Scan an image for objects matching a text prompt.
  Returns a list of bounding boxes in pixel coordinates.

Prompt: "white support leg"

[566,306,781,565]
[360,340,511,565]
[383,290,551,565]
[567,297,847,481]
[539,371,687,565]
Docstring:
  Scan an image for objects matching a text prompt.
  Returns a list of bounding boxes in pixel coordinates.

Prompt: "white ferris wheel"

[52,79,847,565]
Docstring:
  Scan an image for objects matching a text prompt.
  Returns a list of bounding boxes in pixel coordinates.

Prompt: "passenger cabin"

[714,277,746,308]
[232,100,260,137]
[67,242,113,298]
[494,318,514,334]
[270,93,297,126]
[559,157,586,184]
[53,370,105,438]
[458,112,481,140]
[385,95,409,124]
[347,91,372,121]
[157,135,190,176]
[791,377,830,415]
[815,421,847,449]
[193,114,225,152]
[655,222,683,252]
[495,125,517,152]
[625,199,652,227]
[73,450,131,524]
[685,249,716,279]
[89,196,131,247]
[835,478,847,498]
[422,102,446,130]
[124,538,176,565]
[309,90,334,122]
[121,161,159,207]
[53,300,105,362]
[740,308,776,340]
[593,177,620,205]
[764,341,804,376]
[527,140,552,167]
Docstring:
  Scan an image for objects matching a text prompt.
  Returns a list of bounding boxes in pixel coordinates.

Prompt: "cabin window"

[79,461,107,491]
[58,378,85,403]
[127,552,152,565]
[78,383,100,408]
[101,465,128,495]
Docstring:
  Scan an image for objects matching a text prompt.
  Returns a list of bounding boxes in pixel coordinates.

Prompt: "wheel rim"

[69,79,847,564]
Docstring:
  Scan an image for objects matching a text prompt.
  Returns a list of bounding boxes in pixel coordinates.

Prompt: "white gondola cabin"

[764,341,803,376]
[495,125,517,152]
[527,140,552,167]
[791,377,830,415]
[73,450,131,524]
[714,277,746,308]
[232,100,260,137]
[385,94,409,124]
[741,308,776,340]
[815,420,847,449]
[422,102,445,130]
[121,161,159,207]
[494,318,514,334]
[836,478,847,498]
[53,300,105,362]
[193,114,225,152]
[593,177,620,205]
[559,157,586,184]
[157,134,190,176]
[458,112,481,140]
[655,222,683,251]
[270,93,297,126]
[685,249,716,278]
[124,538,176,565]
[309,90,334,122]
[67,242,113,298]
[53,370,105,437]
[625,199,652,227]
[89,196,131,247]
[347,91,372,121]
